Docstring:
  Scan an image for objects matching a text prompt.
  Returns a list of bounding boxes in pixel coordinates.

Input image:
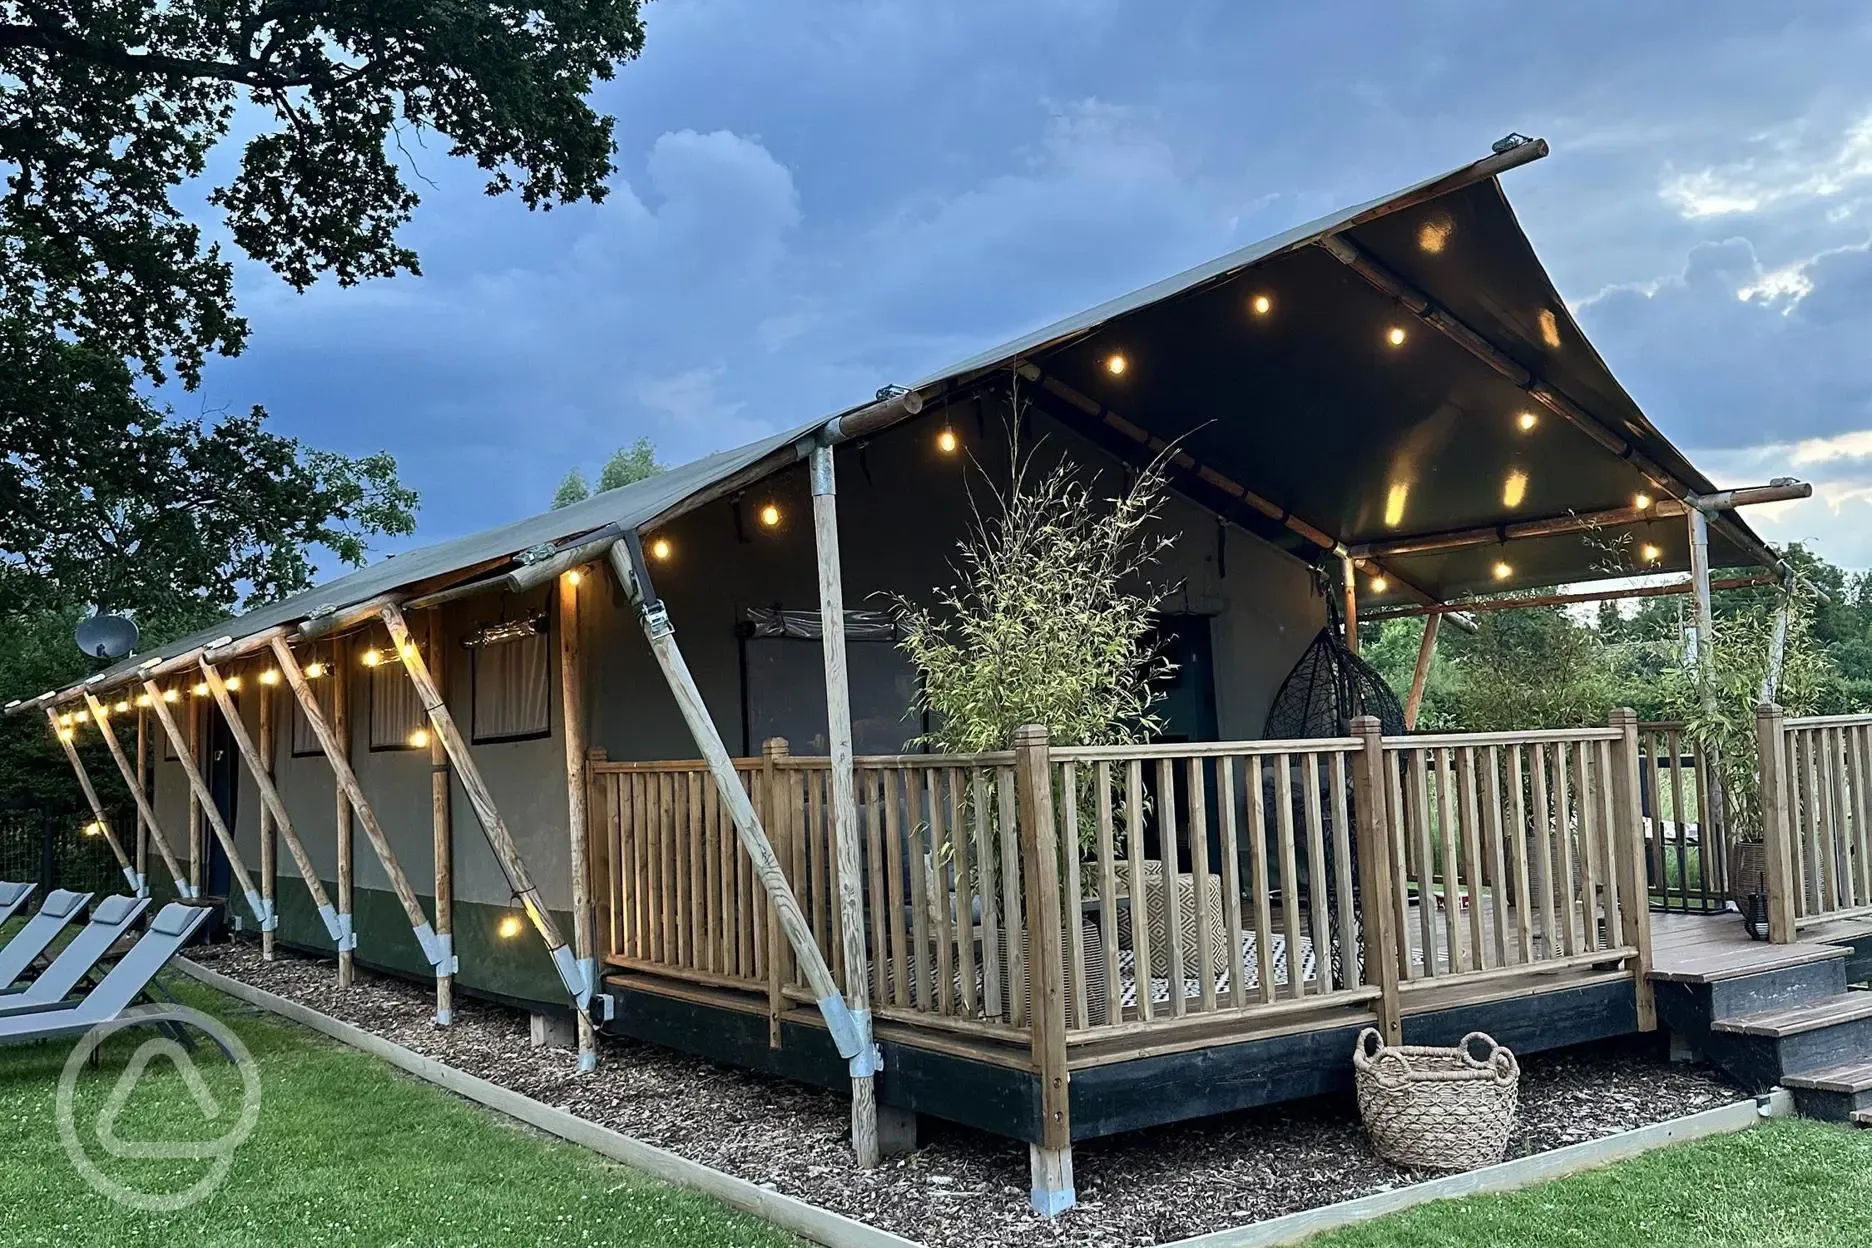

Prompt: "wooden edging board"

[174,957,1790,1248]
[1157,1089,1791,1248]
[173,957,920,1248]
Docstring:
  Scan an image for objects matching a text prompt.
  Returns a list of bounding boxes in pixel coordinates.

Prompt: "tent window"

[473,630,551,743]
[291,671,336,757]
[369,652,426,751]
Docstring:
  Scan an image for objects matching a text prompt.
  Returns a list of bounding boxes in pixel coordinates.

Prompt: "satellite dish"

[75,613,140,662]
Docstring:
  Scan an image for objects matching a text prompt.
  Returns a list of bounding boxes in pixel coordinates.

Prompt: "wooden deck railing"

[591,712,1661,1059]
[1764,711,1872,930]
[1635,723,1728,913]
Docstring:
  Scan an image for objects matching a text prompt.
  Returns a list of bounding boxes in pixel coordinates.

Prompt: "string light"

[82,821,101,838]
[58,712,73,727]
[57,727,75,742]
[162,689,180,703]
[1633,492,1653,511]
[362,648,382,667]
[758,503,781,528]
[497,912,525,940]
[400,641,418,660]
[1516,412,1539,432]
[224,674,242,691]
[650,537,673,562]
[192,681,209,696]
[1641,543,1663,563]
[259,669,280,686]
[408,727,430,749]
[135,693,152,708]
[937,427,959,455]
[1250,293,1272,316]
[93,705,108,720]
[1105,353,1128,375]
[304,661,327,679]
[1502,470,1528,509]
[566,569,582,587]
[1386,326,1407,347]
[74,709,89,723]
[113,699,129,714]
[1370,575,1390,594]
[1492,561,1513,581]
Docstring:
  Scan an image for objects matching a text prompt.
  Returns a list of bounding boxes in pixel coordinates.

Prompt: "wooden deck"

[1650,910,1872,983]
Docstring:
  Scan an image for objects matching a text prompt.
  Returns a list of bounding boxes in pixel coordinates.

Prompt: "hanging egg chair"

[1263,593,1407,739]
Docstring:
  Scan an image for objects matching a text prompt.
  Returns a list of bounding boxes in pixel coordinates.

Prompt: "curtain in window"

[291,672,336,756]
[473,632,551,742]
[370,662,425,750]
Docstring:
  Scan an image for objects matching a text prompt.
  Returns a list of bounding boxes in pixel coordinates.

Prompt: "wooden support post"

[1340,552,1360,656]
[808,443,882,1167]
[1351,716,1402,1042]
[374,605,582,1004]
[763,738,791,1050]
[1608,708,1657,1029]
[258,678,276,958]
[142,681,269,925]
[268,636,447,973]
[1686,508,1713,672]
[1013,724,1073,1216]
[187,695,202,894]
[1756,703,1797,943]
[135,708,149,892]
[333,636,355,984]
[199,660,345,947]
[604,540,864,1074]
[45,708,138,890]
[1761,594,1792,704]
[1404,615,1440,732]
[78,692,187,895]
[429,611,455,1025]
[558,572,599,1072]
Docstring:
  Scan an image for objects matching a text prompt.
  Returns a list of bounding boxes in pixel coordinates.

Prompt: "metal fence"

[0,805,130,897]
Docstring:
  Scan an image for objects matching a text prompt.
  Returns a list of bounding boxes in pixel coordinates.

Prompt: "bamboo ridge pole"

[77,691,188,894]
[198,660,345,943]
[141,681,270,925]
[808,443,883,1168]
[373,605,580,1001]
[1361,573,1778,621]
[603,538,868,1061]
[267,636,447,968]
[1404,615,1440,732]
[45,706,140,891]
[558,573,600,1070]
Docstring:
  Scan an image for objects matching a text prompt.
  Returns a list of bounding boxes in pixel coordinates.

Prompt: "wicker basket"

[1353,1028,1520,1171]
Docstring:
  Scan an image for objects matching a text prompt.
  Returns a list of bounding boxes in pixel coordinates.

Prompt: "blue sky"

[191,1,1872,571]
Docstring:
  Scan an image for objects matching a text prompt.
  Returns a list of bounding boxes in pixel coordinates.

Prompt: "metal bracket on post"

[435,932,460,977]
[335,911,356,953]
[549,942,592,1010]
[315,902,345,944]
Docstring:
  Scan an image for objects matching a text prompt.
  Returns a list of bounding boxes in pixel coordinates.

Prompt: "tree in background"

[552,437,665,508]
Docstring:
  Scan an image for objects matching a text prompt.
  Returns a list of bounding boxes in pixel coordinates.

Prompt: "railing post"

[1012,723,1073,1217]
[1609,708,1656,1030]
[1351,716,1401,1043]
[763,738,790,1050]
[1756,703,1797,942]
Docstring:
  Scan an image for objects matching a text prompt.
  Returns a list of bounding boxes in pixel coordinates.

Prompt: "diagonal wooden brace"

[79,691,189,895]
[142,682,269,925]
[46,706,139,892]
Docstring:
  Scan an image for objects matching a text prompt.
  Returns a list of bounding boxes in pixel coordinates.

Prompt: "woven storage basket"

[1353,1028,1520,1171]
[1116,862,1230,979]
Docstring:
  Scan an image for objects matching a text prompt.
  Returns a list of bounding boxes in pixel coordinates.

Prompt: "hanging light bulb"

[758,503,781,528]
[162,689,180,704]
[1492,561,1513,581]
[135,693,152,708]
[400,641,418,660]
[1516,411,1539,432]
[362,648,382,668]
[304,661,327,679]
[566,569,582,587]
[650,537,673,562]
[1370,575,1389,594]
[1641,543,1663,563]
[408,727,430,749]
[192,680,209,696]
[74,708,89,723]
[57,727,75,742]
[937,427,959,455]
[259,669,279,686]
[497,910,525,940]
[93,704,108,720]
[1386,326,1408,347]
[113,699,129,714]
[1105,353,1128,375]
[224,674,242,692]
[1633,492,1653,511]
[1250,293,1272,316]
[58,712,73,727]
[82,821,102,837]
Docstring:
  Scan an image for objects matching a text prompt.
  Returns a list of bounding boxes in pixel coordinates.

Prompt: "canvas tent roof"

[11,137,1779,712]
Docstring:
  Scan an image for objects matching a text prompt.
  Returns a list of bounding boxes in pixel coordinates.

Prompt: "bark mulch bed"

[186,942,1744,1247]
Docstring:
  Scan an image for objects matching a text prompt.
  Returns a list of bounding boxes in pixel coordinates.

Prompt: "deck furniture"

[0,902,214,1046]
[0,882,33,926]
[0,894,152,1015]
[0,889,92,989]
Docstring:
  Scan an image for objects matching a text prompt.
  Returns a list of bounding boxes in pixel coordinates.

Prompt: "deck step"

[1782,1060,1872,1094]
[1711,991,1872,1038]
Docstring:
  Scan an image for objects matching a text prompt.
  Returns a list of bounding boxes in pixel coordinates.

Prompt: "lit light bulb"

[1641,543,1663,563]
[1516,412,1538,432]
[74,709,89,723]
[362,648,382,667]
[1633,492,1653,511]
[82,821,101,837]
[94,705,108,719]
[759,503,781,528]
[305,661,327,679]
[162,689,180,703]
[1502,470,1528,509]
[497,912,525,940]
[114,700,129,714]
[1492,561,1513,581]
[937,428,959,455]
[1105,353,1127,375]
[135,693,152,708]
[408,727,430,749]
[1250,293,1272,316]
[400,641,417,660]
[192,681,209,696]
[566,568,582,586]
[1370,575,1389,594]
[58,712,74,727]
[650,537,673,562]
[260,669,279,686]
[1386,326,1407,347]
[224,674,242,691]
[57,727,75,742]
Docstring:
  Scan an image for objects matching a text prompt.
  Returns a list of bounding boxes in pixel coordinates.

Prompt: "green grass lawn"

[0,975,795,1248]
[1313,1118,1872,1247]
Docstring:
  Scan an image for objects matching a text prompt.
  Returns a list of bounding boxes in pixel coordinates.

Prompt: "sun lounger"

[0,889,92,989]
[0,881,34,926]
[0,902,214,1046]
[0,895,151,1015]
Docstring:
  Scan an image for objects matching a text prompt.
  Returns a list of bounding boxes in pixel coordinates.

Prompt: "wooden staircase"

[1653,940,1872,1125]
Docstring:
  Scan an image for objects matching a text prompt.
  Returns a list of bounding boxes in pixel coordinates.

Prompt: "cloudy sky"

[191,1,1872,571]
